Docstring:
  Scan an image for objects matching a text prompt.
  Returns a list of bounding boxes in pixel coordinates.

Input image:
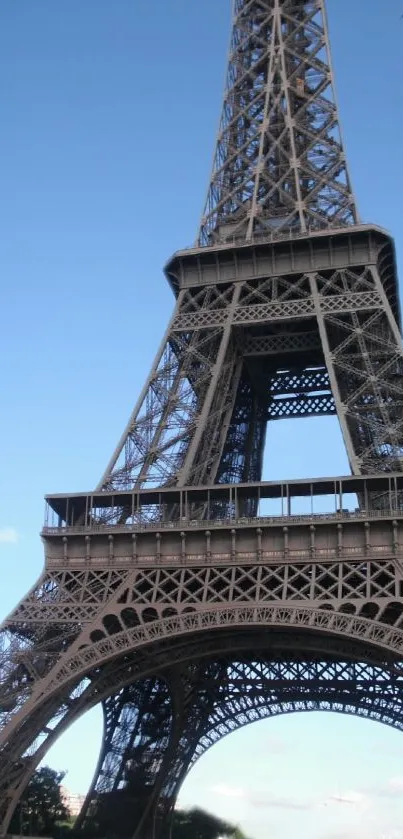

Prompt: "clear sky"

[1,2,403,838]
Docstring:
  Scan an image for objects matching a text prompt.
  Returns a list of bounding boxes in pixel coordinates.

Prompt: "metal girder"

[99,261,403,491]
[242,330,321,356]
[2,558,403,836]
[2,0,403,837]
[53,654,403,839]
[199,0,358,245]
[265,366,335,419]
[310,268,403,473]
[191,655,403,761]
[3,520,403,804]
[76,677,174,838]
[268,367,330,396]
[92,0,402,493]
[267,392,335,418]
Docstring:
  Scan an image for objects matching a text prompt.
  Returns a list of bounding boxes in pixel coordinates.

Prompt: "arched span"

[189,655,403,769]
[2,608,403,837]
[5,645,400,837]
[2,605,403,777]
[14,603,403,715]
[78,647,403,839]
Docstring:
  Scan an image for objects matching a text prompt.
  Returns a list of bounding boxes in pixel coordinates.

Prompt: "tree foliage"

[172,807,249,839]
[8,767,250,839]
[9,766,70,837]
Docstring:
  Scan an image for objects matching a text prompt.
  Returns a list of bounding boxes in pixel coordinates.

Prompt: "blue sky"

[1,1,403,837]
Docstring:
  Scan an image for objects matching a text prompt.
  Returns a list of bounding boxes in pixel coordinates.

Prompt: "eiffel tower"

[2,1,403,837]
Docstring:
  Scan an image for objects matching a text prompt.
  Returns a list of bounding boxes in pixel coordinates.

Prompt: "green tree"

[9,766,70,837]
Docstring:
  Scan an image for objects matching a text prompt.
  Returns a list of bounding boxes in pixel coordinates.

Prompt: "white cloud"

[257,794,311,811]
[386,777,403,795]
[211,783,312,811]
[323,831,403,839]
[0,527,19,544]
[363,775,403,801]
[212,783,373,815]
[325,791,369,807]
[211,784,244,799]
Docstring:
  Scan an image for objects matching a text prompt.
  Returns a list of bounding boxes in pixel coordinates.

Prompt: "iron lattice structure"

[1,1,403,837]
[199,0,358,244]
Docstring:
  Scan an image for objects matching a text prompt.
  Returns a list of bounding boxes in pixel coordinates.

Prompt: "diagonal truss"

[68,654,403,838]
[94,1,402,494]
[100,255,403,491]
[199,0,358,245]
[1,0,403,837]
[3,532,403,835]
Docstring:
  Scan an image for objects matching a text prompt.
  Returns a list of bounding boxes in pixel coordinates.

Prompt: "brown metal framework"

[199,0,358,243]
[1,1,403,838]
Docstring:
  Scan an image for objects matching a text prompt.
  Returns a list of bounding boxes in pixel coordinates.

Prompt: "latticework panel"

[199,0,358,245]
[2,536,403,795]
[99,253,403,493]
[191,656,403,760]
[2,558,403,837]
[1,1,402,836]
[77,677,173,838]
[312,267,403,473]
[99,288,237,491]
[72,654,403,838]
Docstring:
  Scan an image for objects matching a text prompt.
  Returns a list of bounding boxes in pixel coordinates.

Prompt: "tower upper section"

[199,0,358,247]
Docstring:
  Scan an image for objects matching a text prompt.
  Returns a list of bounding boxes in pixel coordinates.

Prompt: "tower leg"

[75,663,228,839]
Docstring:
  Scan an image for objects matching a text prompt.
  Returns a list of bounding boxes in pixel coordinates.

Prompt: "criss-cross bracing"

[1,1,403,838]
[199,0,358,244]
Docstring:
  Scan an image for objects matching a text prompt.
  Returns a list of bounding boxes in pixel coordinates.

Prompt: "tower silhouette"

[1,2,403,838]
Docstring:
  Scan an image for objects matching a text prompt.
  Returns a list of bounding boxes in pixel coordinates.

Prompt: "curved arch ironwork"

[2,616,403,837]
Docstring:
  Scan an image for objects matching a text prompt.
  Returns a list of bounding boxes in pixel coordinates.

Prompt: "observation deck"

[42,474,403,576]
